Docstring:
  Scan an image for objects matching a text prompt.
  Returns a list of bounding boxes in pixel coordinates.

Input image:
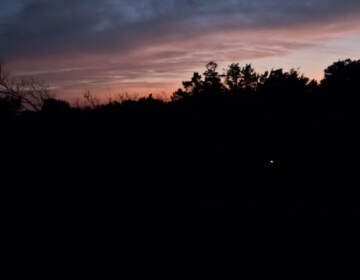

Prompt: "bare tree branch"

[0,62,52,111]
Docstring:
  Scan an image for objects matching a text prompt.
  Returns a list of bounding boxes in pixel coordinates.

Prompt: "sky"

[1,0,360,101]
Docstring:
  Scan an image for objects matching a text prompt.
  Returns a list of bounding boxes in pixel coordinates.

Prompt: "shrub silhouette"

[42,98,71,114]
[0,96,21,118]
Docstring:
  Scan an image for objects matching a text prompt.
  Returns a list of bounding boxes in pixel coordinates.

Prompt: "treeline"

[1,59,360,116]
[1,59,360,215]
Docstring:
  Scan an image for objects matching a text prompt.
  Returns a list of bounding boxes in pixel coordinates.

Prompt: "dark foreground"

[2,103,359,219]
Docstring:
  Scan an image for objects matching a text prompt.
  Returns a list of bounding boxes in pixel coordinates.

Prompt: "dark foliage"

[2,59,360,219]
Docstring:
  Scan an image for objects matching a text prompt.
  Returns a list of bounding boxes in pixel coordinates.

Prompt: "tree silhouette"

[0,62,51,112]
[225,63,241,93]
[321,59,360,104]
[203,61,224,94]
[173,61,311,103]
[172,72,203,101]
[225,64,259,94]
[259,68,309,102]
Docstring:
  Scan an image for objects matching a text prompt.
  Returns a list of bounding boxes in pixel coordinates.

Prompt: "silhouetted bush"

[0,97,20,118]
[42,98,71,114]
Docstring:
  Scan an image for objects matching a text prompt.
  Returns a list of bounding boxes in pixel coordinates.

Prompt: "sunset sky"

[1,0,360,101]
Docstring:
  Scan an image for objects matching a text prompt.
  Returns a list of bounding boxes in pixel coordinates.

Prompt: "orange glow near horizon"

[7,17,360,102]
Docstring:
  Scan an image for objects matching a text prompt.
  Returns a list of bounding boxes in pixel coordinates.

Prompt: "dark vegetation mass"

[1,59,360,217]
